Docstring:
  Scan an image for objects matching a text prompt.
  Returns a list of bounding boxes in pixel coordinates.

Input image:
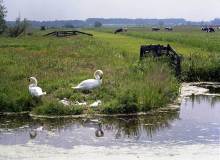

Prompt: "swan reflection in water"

[95,123,104,137]
[29,125,44,139]
[0,110,179,143]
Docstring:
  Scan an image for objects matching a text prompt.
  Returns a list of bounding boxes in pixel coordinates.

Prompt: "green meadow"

[0,26,219,115]
[93,27,220,81]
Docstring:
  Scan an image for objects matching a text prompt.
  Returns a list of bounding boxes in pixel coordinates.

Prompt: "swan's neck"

[95,75,102,80]
[33,79,37,86]
[96,78,102,83]
[29,83,37,87]
[30,78,38,87]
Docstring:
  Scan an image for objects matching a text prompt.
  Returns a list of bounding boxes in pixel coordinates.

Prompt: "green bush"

[33,100,84,116]
[0,93,33,112]
[7,18,29,37]
[102,91,139,114]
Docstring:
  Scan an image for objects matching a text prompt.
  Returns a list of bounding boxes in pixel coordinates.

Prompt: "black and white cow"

[165,27,173,31]
[201,27,215,32]
[114,27,128,34]
[152,27,160,31]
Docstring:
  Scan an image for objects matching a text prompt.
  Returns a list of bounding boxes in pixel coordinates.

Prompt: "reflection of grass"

[0,111,179,140]
[0,31,179,115]
[101,112,179,139]
[190,95,220,108]
[92,27,220,81]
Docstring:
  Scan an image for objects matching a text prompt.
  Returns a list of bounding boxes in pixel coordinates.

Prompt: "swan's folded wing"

[73,79,99,90]
[30,87,45,96]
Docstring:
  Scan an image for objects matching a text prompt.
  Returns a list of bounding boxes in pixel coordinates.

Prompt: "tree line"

[0,0,29,37]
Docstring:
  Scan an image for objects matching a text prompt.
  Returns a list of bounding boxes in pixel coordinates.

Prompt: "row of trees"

[0,0,30,37]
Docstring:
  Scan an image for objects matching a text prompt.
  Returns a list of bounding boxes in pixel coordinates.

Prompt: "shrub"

[102,91,139,114]
[7,18,29,37]
[94,21,102,28]
[0,93,33,112]
[40,26,46,31]
[33,99,84,116]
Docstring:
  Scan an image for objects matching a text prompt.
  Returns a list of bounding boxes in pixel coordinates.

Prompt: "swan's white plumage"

[90,100,102,108]
[72,70,103,91]
[28,77,46,97]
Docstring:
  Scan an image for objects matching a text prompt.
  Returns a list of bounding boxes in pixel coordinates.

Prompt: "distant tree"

[158,20,164,27]
[94,21,102,28]
[40,26,46,30]
[22,18,29,35]
[186,21,192,26]
[0,0,7,34]
[64,24,75,28]
[8,17,30,37]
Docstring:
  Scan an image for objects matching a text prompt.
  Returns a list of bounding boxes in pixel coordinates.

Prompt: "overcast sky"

[4,0,220,21]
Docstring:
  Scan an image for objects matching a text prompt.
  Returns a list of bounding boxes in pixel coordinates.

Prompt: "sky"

[4,0,220,21]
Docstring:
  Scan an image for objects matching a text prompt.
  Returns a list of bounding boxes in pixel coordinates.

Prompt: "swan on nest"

[28,77,46,97]
[72,70,103,91]
[90,100,102,108]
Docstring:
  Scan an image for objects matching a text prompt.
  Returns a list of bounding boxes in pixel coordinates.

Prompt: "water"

[0,85,220,160]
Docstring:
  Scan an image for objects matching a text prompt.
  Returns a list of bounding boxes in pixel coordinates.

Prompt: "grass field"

[0,26,219,115]
[92,26,220,81]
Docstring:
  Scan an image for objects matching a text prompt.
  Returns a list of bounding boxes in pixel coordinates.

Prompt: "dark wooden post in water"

[140,44,182,77]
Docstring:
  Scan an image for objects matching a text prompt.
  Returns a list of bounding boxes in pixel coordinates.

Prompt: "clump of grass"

[33,98,84,116]
[0,89,35,112]
[181,53,220,81]
[102,91,139,114]
[101,58,179,114]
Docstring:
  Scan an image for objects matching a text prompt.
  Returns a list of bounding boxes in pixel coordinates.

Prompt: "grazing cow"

[209,27,215,32]
[201,27,215,32]
[114,27,127,34]
[165,27,173,31]
[201,27,207,32]
[152,27,160,31]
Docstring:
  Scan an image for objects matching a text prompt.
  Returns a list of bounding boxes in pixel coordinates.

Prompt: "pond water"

[0,85,220,160]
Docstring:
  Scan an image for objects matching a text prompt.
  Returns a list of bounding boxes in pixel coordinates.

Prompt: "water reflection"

[0,94,220,148]
[0,111,179,144]
[189,94,220,108]
[95,123,104,137]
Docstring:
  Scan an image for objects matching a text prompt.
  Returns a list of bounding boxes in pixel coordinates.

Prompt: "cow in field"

[201,27,215,32]
[165,27,173,31]
[114,27,128,34]
[152,27,160,31]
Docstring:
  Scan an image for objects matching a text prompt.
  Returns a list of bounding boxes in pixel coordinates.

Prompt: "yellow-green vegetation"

[93,26,220,81]
[0,29,179,115]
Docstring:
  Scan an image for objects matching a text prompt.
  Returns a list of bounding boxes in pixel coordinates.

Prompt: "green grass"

[92,26,220,81]
[1,25,220,115]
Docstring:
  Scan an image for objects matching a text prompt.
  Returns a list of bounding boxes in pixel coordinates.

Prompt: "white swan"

[28,77,46,97]
[72,70,103,91]
[90,100,102,108]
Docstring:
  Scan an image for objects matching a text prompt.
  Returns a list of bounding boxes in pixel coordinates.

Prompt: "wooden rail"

[140,44,182,77]
[44,30,93,37]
